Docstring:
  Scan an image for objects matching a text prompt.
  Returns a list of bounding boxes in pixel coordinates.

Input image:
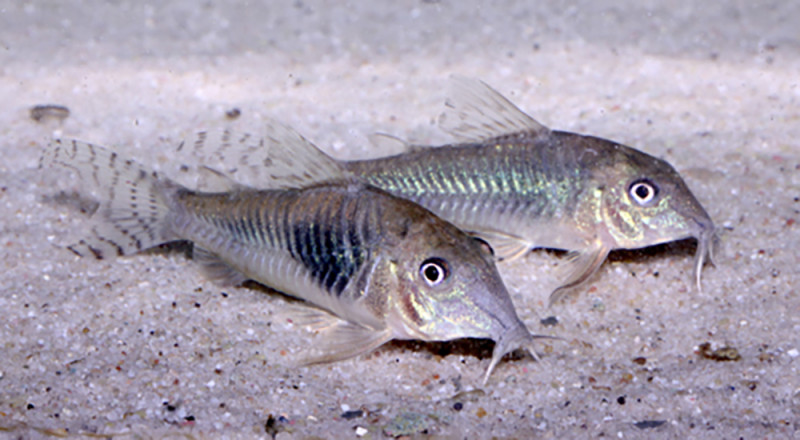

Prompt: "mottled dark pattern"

[181,187,370,298]
[288,219,364,296]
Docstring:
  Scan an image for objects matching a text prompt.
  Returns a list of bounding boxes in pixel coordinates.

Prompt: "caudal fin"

[40,139,176,258]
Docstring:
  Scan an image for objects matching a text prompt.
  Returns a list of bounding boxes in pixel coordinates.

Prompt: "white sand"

[2,1,799,438]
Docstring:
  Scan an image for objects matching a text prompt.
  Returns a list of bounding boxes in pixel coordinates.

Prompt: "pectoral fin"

[469,229,532,262]
[549,244,611,306]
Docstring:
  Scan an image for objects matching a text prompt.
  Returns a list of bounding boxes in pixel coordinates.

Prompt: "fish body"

[41,136,540,382]
[344,79,717,303]
[348,132,595,256]
[192,78,715,304]
[347,127,717,302]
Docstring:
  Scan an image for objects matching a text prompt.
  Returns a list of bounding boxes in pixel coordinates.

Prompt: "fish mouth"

[638,214,717,292]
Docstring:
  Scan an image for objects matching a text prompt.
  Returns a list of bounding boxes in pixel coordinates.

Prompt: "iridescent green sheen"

[345,79,716,302]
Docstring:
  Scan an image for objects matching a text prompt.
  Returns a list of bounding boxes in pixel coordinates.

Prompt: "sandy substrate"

[2,1,799,438]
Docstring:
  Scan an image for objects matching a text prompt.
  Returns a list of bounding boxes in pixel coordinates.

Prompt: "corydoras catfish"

[351,78,718,303]
[354,77,716,303]
[189,78,717,304]
[40,129,543,384]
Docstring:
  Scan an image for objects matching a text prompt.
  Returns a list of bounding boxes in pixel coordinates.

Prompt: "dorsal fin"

[195,165,244,192]
[438,76,549,142]
[367,132,411,155]
[177,120,350,190]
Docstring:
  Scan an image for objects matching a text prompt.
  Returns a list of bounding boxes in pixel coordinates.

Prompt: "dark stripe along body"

[169,181,541,379]
[173,184,374,300]
[42,131,545,383]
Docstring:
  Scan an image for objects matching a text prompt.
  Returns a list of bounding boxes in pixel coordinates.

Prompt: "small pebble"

[787,348,799,358]
[540,316,559,327]
[30,104,70,123]
[225,108,241,119]
[354,426,368,437]
[450,389,485,402]
[697,342,742,362]
[383,412,430,437]
[265,414,279,437]
[634,420,666,429]
[341,410,363,420]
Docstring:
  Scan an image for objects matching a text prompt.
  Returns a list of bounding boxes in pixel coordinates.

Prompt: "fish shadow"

[381,338,531,365]
[242,281,524,364]
[605,238,699,265]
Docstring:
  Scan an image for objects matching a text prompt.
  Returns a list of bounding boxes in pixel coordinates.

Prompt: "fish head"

[582,136,718,287]
[380,205,537,378]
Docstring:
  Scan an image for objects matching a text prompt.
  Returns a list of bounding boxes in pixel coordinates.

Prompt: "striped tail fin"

[40,139,177,258]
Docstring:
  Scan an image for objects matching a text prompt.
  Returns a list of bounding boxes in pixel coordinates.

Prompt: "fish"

[40,126,545,384]
[185,78,717,305]
[352,78,718,304]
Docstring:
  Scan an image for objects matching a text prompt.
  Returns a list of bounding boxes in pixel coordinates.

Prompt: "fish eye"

[420,258,449,286]
[629,179,659,205]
